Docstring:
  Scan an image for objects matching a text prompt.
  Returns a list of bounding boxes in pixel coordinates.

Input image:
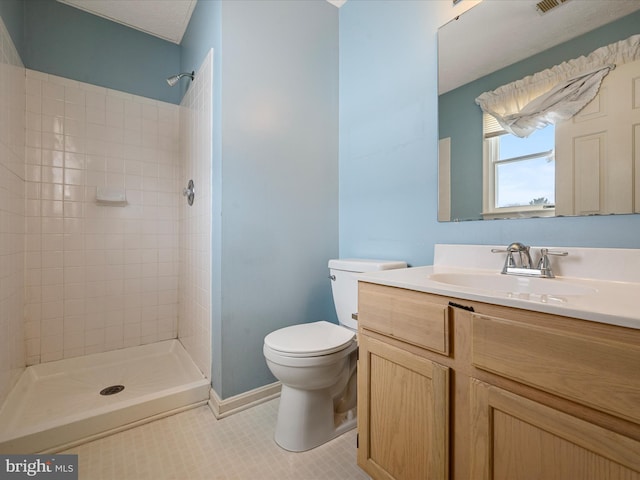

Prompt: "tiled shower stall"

[178,51,213,380]
[23,69,182,364]
[0,14,212,409]
[0,17,26,407]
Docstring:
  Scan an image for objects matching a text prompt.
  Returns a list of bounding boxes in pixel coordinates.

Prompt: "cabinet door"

[471,379,640,480]
[357,334,449,480]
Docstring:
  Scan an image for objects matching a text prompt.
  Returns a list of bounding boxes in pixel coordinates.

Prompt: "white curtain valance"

[475,34,640,138]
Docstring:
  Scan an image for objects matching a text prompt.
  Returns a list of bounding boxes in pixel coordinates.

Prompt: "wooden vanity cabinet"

[357,334,449,480]
[357,282,452,480]
[357,281,640,480]
[471,380,640,480]
[470,311,640,480]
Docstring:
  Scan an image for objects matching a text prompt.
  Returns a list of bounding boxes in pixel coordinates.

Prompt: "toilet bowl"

[264,321,358,452]
[263,258,407,452]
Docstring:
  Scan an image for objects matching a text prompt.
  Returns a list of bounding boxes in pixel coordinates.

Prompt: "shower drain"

[100,385,125,396]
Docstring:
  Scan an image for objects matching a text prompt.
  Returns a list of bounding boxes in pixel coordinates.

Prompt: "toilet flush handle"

[328,275,336,281]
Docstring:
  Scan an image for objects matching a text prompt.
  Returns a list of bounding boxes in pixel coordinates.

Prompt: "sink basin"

[429,272,597,297]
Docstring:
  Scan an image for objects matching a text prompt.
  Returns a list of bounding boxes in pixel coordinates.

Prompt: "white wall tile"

[178,50,213,380]
[0,41,208,392]
[0,17,26,405]
[24,68,181,362]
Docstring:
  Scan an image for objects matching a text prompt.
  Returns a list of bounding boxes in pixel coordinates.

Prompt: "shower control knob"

[183,179,195,206]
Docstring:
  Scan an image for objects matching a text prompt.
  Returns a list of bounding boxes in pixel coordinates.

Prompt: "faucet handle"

[538,248,569,262]
[536,248,568,277]
[543,249,569,257]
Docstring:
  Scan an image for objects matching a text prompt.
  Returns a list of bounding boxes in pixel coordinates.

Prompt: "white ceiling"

[438,0,640,94]
[57,0,198,44]
[57,0,346,45]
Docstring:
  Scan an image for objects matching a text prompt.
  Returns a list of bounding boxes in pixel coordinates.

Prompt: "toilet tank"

[328,259,407,331]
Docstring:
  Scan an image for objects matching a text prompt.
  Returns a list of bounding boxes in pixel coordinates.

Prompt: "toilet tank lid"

[328,258,407,273]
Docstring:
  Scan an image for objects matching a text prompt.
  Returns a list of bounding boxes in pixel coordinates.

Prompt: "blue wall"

[23,0,181,104]
[339,0,640,269]
[339,0,437,267]
[0,0,24,57]
[439,10,640,221]
[182,0,339,398]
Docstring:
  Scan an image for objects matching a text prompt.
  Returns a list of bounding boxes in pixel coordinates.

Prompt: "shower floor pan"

[0,339,210,454]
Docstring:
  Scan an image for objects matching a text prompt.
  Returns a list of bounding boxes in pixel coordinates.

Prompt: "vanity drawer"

[358,282,450,355]
[472,313,640,424]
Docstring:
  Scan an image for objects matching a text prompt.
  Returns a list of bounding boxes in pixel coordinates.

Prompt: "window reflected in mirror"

[437,0,640,222]
[483,116,555,219]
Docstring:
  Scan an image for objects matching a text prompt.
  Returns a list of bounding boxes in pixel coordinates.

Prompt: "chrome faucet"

[492,243,568,278]
[492,242,532,271]
[511,242,533,269]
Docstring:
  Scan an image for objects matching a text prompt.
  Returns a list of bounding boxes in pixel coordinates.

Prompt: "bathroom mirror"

[437,0,640,222]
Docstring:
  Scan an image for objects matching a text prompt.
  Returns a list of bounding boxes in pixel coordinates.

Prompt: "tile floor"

[61,399,370,480]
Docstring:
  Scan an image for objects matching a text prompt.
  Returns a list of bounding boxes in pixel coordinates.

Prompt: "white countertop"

[357,245,640,330]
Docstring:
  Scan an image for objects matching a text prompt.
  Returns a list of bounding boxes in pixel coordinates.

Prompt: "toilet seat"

[264,321,355,357]
[264,341,357,368]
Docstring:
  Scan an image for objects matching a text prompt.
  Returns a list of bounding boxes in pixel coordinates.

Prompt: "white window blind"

[483,113,505,138]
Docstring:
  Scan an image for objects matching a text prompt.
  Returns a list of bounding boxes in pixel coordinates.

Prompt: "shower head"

[166,71,194,87]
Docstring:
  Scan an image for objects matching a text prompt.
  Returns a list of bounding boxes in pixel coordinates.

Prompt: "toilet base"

[274,384,357,452]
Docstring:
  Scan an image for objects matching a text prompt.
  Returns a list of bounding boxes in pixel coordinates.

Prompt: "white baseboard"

[208,382,281,419]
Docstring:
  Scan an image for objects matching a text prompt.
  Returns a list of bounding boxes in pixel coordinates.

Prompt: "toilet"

[263,258,407,452]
